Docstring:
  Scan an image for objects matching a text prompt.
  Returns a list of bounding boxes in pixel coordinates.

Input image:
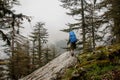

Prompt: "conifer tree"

[0,0,30,46]
[0,66,5,79]
[42,46,51,65]
[0,0,31,79]
[60,0,86,51]
[98,0,120,43]
[50,44,58,59]
[8,43,31,80]
[30,22,48,67]
[60,0,104,51]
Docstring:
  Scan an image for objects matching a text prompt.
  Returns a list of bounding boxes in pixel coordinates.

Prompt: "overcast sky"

[14,0,74,43]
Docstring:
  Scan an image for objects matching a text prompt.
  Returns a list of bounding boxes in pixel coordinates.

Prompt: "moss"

[61,44,120,80]
[61,68,75,80]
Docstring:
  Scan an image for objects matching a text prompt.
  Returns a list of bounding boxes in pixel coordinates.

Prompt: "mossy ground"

[61,44,120,80]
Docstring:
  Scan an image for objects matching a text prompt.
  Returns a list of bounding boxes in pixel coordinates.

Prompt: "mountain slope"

[61,44,120,80]
[20,52,77,80]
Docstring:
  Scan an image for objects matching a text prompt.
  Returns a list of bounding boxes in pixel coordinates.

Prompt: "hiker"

[67,30,77,56]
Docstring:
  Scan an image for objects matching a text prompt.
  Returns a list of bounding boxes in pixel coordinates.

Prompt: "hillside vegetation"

[61,44,120,80]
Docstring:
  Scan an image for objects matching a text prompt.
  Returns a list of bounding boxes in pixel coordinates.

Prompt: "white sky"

[14,0,73,43]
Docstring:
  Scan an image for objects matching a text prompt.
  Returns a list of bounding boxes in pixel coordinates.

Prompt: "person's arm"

[67,38,70,45]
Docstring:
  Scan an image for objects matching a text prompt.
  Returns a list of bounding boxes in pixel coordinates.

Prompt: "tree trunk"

[81,0,86,52]
[92,3,95,51]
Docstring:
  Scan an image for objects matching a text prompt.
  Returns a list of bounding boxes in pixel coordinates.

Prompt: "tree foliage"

[30,22,48,68]
[60,0,104,51]
[0,66,5,80]
[98,0,120,43]
[60,0,120,51]
[0,0,30,45]
[0,0,31,79]
[8,43,31,79]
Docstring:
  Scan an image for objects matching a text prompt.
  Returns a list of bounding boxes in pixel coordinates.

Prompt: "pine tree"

[0,0,30,46]
[42,46,51,65]
[30,39,36,71]
[0,0,31,79]
[8,43,31,80]
[0,66,5,80]
[50,44,58,58]
[60,0,104,51]
[98,0,120,43]
[30,22,48,67]
[60,0,86,51]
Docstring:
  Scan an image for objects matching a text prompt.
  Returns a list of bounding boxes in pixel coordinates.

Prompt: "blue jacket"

[69,31,77,43]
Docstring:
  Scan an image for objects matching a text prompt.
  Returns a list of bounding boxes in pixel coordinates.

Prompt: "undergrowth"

[61,44,120,80]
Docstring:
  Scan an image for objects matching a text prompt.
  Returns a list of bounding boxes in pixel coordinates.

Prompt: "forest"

[0,0,120,80]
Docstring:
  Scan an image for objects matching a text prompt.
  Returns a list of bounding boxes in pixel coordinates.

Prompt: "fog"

[14,0,74,43]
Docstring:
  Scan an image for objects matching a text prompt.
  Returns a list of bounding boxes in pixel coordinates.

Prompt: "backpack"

[69,31,77,43]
